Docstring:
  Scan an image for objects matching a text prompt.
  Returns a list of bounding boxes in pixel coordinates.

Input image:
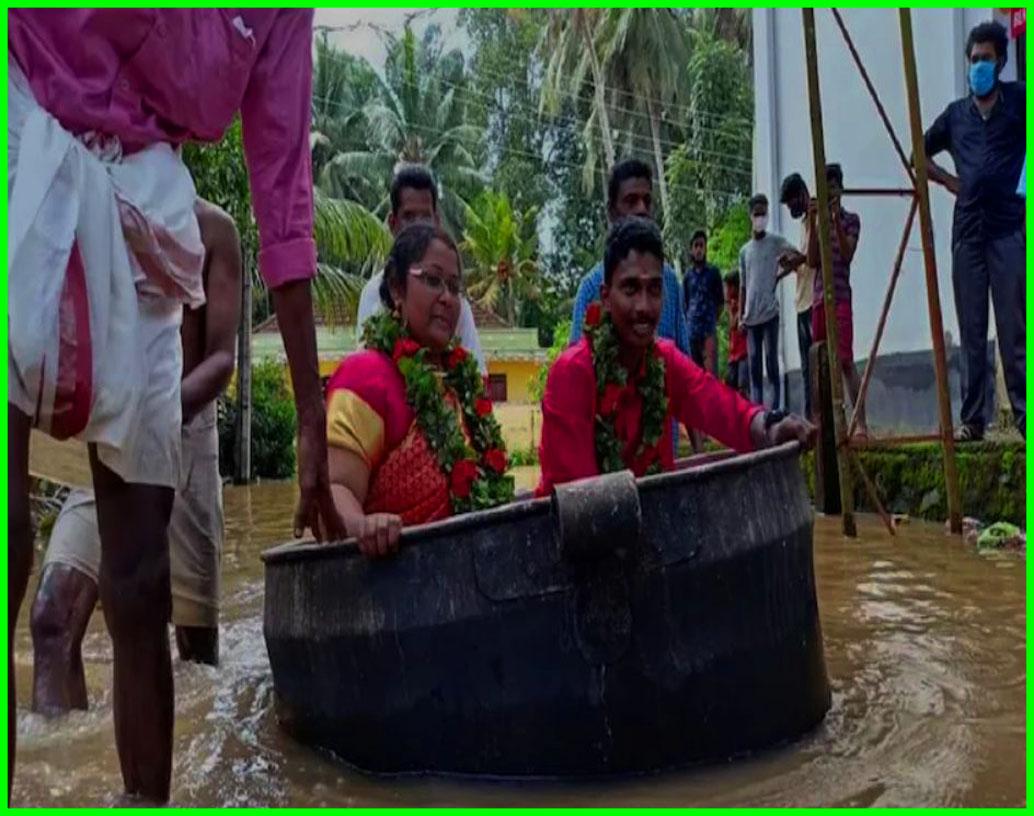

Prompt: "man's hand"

[768,415,817,450]
[271,279,350,542]
[293,399,349,541]
[350,513,403,558]
[778,250,806,272]
[750,412,817,451]
[925,160,960,196]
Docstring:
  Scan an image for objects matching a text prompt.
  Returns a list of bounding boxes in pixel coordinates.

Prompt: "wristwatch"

[763,409,789,430]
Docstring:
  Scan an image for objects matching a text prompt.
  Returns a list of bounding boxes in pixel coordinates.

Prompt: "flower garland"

[362,311,515,513]
[583,302,668,477]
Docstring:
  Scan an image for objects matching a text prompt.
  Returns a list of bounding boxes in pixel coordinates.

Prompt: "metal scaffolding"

[801,8,963,537]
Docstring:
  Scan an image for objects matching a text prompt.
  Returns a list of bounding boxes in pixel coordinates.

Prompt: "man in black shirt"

[922,20,1025,440]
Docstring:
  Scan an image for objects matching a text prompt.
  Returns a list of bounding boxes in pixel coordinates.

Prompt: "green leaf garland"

[582,302,668,477]
[362,311,515,513]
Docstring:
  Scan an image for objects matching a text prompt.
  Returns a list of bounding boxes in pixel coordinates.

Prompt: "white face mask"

[752,214,768,233]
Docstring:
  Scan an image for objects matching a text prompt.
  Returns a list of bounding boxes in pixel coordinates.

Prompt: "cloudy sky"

[314,8,465,69]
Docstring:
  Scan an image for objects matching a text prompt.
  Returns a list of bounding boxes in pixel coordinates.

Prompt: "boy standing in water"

[30,199,241,710]
[723,271,749,397]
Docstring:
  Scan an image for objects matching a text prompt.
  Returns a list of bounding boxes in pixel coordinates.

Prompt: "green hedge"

[218,360,297,481]
[801,441,1025,526]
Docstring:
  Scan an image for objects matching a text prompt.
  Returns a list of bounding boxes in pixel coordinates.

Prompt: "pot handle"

[551,470,642,563]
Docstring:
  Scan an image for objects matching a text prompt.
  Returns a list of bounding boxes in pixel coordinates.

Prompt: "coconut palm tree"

[595,9,691,222]
[461,190,539,326]
[311,32,383,204]
[689,8,753,55]
[539,9,616,189]
[311,190,393,326]
[318,26,485,232]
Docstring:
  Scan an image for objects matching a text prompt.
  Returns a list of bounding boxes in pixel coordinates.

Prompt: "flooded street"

[12,478,1025,807]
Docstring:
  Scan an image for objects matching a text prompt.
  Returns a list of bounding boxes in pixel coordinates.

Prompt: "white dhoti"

[43,403,223,627]
[8,60,205,488]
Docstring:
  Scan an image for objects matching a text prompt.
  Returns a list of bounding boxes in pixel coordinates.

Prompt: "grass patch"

[801,440,1025,526]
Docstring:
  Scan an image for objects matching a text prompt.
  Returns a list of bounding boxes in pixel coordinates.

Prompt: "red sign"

[1011,8,1025,38]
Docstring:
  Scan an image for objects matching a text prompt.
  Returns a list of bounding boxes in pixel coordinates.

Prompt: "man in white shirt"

[356,165,487,375]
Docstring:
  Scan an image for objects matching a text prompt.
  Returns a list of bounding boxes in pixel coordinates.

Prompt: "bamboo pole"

[831,9,916,184]
[235,256,253,485]
[850,452,896,536]
[898,9,963,534]
[849,433,943,448]
[848,197,918,437]
[842,188,916,197]
[802,8,856,537]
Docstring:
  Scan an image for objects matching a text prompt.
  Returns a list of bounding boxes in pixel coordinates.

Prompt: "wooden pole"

[850,452,895,536]
[898,9,962,534]
[831,9,916,184]
[802,8,856,537]
[848,197,917,437]
[235,257,253,485]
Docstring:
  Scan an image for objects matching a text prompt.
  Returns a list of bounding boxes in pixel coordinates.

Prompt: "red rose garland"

[363,311,514,513]
[582,302,668,477]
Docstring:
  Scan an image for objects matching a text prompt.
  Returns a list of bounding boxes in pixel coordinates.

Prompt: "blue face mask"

[969,59,997,97]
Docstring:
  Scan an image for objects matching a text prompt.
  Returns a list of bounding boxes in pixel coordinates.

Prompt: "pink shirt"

[535,339,763,496]
[9,9,316,288]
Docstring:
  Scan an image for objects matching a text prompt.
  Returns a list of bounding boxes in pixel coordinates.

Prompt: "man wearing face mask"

[737,194,795,409]
[920,20,1025,441]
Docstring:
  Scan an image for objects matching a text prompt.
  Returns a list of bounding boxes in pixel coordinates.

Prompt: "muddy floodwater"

[12,475,1025,807]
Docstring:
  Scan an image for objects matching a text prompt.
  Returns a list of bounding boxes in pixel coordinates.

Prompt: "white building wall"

[752,7,1017,379]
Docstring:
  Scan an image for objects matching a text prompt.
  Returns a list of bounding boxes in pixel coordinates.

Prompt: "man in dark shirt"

[921,20,1025,440]
[683,229,724,375]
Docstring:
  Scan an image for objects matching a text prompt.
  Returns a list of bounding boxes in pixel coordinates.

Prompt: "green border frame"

[1,2,1028,812]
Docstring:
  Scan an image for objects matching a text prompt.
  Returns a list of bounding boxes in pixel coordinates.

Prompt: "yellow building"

[252,314,547,452]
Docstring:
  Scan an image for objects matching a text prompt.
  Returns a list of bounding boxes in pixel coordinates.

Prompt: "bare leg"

[8,405,34,798]
[30,565,98,714]
[174,626,218,667]
[89,447,175,804]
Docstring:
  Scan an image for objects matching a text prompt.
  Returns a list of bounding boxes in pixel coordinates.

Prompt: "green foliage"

[703,203,750,377]
[460,9,551,214]
[708,202,751,273]
[508,446,540,467]
[183,119,258,262]
[462,189,540,325]
[312,190,392,325]
[316,25,485,234]
[799,441,1026,525]
[218,361,297,481]
[664,32,753,256]
[529,318,572,403]
[182,119,267,322]
[596,9,691,223]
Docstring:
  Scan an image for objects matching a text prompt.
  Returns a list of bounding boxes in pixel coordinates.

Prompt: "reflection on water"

[12,479,1025,807]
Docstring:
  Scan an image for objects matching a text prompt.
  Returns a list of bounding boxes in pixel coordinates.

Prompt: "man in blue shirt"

[568,158,690,454]
[683,229,724,376]
[569,159,689,353]
[921,20,1025,440]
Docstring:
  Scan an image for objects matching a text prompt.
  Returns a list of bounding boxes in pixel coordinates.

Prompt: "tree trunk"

[647,98,671,228]
[583,22,616,170]
[234,260,253,485]
[508,276,516,327]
